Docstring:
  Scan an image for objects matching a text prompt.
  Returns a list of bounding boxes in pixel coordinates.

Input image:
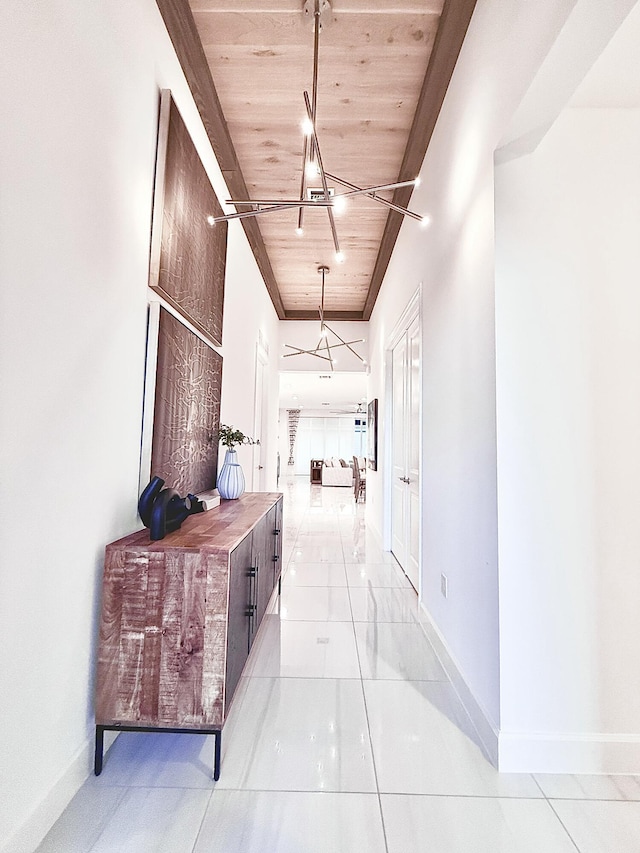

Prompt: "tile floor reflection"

[35,478,640,852]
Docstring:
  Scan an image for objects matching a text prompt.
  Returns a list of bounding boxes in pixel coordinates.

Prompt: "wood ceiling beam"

[155,0,286,319]
[363,0,478,320]
[283,310,366,321]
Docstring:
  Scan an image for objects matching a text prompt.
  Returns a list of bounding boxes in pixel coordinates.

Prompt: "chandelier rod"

[226,179,418,206]
[303,90,340,257]
[282,265,366,371]
[297,0,322,234]
[324,171,426,223]
[208,201,332,226]
[209,175,423,225]
[318,264,333,367]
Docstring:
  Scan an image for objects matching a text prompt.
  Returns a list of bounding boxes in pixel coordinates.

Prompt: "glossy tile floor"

[37,479,640,852]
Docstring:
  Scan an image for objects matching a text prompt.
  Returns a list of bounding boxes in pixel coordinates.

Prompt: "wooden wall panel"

[150,90,227,345]
[150,307,222,496]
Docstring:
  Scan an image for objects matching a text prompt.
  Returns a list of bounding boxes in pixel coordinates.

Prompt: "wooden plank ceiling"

[157,0,476,319]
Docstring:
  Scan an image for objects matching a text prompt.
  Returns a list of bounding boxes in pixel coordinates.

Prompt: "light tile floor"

[36,478,640,852]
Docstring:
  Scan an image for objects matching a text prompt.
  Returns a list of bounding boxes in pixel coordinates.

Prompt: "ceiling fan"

[326,401,367,415]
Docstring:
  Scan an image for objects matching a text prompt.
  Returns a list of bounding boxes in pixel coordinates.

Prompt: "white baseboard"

[414,604,640,775]
[1,731,118,853]
[416,604,500,768]
[498,730,640,774]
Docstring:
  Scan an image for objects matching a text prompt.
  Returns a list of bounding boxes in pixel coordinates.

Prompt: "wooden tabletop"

[107,492,283,554]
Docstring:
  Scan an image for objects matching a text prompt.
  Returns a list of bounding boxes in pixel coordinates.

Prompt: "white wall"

[0,1,278,849]
[220,221,281,491]
[369,0,640,770]
[368,0,581,743]
[495,107,640,770]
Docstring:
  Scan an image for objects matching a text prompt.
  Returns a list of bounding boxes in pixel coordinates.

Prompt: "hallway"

[37,480,640,852]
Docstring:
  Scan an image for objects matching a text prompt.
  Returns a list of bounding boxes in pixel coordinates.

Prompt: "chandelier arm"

[324,171,425,222]
[297,1,321,231]
[210,201,333,225]
[297,133,309,232]
[303,90,341,256]
[336,179,418,197]
[208,204,292,224]
[283,344,318,354]
[325,335,334,370]
[283,345,333,360]
[317,338,366,353]
[282,351,333,361]
[321,267,334,367]
[311,0,320,146]
[322,323,366,362]
[224,199,333,207]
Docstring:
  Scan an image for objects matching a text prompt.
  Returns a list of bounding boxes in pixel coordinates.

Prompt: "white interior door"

[407,315,421,588]
[391,332,408,572]
[390,315,420,591]
[253,346,268,491]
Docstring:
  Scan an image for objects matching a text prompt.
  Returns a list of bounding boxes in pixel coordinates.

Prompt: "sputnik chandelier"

[207,0,429,260]
[282,265,366,370]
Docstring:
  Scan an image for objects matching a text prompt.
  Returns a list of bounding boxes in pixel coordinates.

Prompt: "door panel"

[226,534,253,710]
[406,315,421,589]
[272,499,283,586]
[390,313,420,592]
[253,349,268,490]
[254,508,274,627]
[391,334,408,568]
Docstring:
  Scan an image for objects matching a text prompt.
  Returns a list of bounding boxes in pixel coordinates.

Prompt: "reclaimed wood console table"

[94,492,283,780]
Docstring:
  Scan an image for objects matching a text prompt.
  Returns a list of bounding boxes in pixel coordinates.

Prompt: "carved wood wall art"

[149,89,227,346]
[150,307,222,495]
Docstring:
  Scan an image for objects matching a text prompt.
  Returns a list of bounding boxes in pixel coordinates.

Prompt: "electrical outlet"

[440,573,448,598]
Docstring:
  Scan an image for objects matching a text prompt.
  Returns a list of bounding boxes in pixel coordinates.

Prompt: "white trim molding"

[498,731,640,775]
[416,602,500,768]
[0,732,119,853]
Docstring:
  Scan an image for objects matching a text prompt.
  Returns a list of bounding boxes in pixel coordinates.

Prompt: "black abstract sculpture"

[138,476,203,541]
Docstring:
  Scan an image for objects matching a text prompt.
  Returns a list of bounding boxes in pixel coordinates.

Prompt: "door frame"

[383,286,422,595]
[252,334,270,490]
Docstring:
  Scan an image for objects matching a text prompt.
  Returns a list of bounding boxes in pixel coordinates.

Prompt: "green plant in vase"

[216,424,256,499]
[218,424,256,448]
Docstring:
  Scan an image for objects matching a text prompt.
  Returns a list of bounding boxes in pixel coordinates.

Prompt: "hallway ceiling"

[280,370,367,411]
[157,0,476,319]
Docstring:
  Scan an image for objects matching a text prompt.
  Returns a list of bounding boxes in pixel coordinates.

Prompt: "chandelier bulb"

[332,195,347,215]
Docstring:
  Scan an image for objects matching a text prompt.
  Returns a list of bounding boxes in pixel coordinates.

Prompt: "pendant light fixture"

[282,266,366,371]
[208,0,429,265]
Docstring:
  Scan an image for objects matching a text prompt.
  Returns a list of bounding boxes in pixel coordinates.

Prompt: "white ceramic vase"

[217,448,245,499]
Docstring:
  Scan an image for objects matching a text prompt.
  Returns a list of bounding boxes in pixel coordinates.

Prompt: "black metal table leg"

[213,730,221,781]
[94,726,104,775]
[94,724,222,780]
